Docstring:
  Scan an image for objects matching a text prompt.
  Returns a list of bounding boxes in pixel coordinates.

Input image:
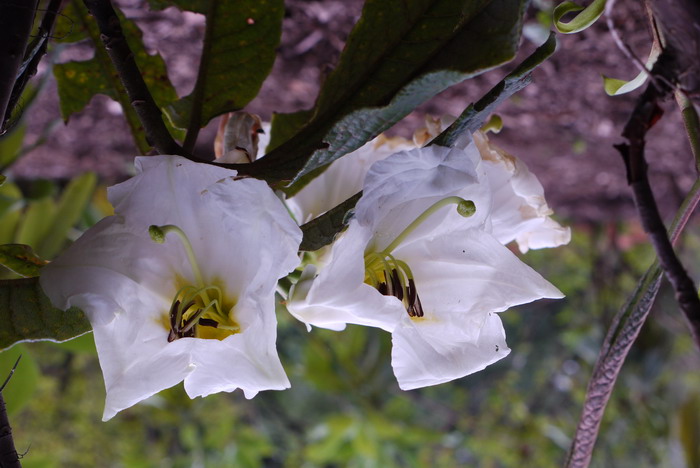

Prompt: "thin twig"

[82,0,187,156]
[0,356,21,393]
[616,56,700,348]
[0,356,22,468]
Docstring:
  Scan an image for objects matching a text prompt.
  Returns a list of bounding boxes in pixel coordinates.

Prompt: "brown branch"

[0,0,39,134]
[82,0,187,156]
[615,53,700,349]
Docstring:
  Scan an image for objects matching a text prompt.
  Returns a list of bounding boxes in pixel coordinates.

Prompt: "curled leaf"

[602,39,662,95]
[553,0,606,34]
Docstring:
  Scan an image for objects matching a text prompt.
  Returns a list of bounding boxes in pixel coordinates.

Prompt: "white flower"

[472,131,571,253]
[40,156,302,420]
[287,134,414,223]
[287,142,563,390]
[287,117,570,254]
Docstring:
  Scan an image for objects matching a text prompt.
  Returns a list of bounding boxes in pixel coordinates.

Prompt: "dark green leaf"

[268,109,313,153]
[165,0,284,130]
[299,192,361,252]
[53,1,181,153]
[0,244,48,278]
[240,0,526,188]
[0,277,90,352]
[432,32,557,147]
[0,123,26,169]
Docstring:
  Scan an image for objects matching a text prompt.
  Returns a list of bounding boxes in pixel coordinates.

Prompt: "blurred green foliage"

[3,220,698,467]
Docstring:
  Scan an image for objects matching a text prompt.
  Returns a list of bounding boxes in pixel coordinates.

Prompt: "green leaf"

[0,346,40,415]
[15,197,56,247]
[553,0,606,34]
[0,182,24,245]
[602,39,661,96]
[50,331,96,354]
[165,0,284,131]
[433,32,557,147]
[300,193,361,252]
[0,123,26,169]
[268,109,313,153]
[679,395,700,468]
[241,0,527,188]
[53,1,182,153]
[38,172,97,259]
[0,244,48,278]
[0,277,90,352]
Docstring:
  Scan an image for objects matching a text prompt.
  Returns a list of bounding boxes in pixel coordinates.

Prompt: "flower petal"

[391,312,509,390]
[287,220,405,332]
[357,144,491,251]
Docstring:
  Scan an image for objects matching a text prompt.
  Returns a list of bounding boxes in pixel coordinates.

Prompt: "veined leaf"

[0,277,90,352]
[164,0,284,132]
[0,244,48,278]
[244,0,527,189]
[53,1,181,153]
[300,192,362,252]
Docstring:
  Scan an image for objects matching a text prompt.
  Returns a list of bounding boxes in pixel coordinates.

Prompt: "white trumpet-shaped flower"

[287,118,569,253]
[288,142,563,390]
[40,156,302,420]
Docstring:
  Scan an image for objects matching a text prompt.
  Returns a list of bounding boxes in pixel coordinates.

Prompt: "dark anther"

[198,318,219,328]
[377,281,388,295]
[391,269,403,301]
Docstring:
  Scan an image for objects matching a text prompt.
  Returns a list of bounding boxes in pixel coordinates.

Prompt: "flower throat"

[149,225,240,342]
[363,196,475,319]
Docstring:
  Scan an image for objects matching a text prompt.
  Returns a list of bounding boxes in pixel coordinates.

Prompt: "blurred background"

[1,0,699,466]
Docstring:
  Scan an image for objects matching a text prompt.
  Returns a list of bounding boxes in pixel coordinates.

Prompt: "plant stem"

[82,0,187,156]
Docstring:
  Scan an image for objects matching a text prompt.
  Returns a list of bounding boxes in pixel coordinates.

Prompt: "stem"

[675,89,700,172]
[565,177,700,468]
[82,0,187,156]
[382,197,473,254]
[4,0,62,131]
[0,0,39,134]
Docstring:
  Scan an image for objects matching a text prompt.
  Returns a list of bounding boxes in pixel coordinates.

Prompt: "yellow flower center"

[150,224,240,342]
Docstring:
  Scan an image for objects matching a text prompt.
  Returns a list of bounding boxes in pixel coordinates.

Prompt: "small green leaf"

[38,172,97,259]
[240,0,527,187]
[0,123,26,169]
[0,245,48,278]
[0,182,24,245]
[15,197,56,247]
[0,346,40,415]
[165,0,284,131]
[602,39,661,96]
[553,0,605,34]
[300,193,362,252]
[0,278,91,351]
[50,331,96,354]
